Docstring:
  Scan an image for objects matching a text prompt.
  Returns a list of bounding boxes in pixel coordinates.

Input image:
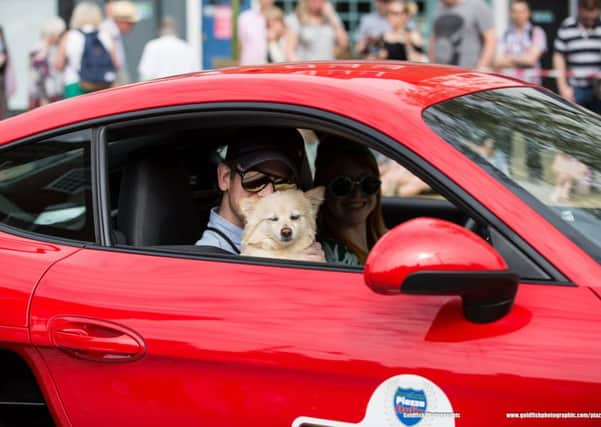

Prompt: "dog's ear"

[239,196,259,223]
[305,186,325,214]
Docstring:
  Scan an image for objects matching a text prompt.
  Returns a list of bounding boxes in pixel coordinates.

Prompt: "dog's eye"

[290,214,300,221]
[268,216,278,222]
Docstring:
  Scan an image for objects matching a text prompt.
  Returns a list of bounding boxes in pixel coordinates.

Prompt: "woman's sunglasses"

[236,168,295,193]
[328,175,381,197]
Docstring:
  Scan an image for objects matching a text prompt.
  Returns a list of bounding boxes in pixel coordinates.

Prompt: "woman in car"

[313,136,388,265]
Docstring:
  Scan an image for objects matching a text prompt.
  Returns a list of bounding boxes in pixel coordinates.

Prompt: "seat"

[116,151,202,246]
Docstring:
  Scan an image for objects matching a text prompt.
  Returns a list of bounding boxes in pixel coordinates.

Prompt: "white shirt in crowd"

[63,26,113,86]
[138,34,199,81]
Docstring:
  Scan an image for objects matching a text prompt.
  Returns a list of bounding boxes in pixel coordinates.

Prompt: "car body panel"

[29,248,601,426]
[0,231,80,331]
[0,62,519,146]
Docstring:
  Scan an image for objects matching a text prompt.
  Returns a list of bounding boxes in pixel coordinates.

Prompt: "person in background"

[101,0,140,85]
[238,0,274,65]
[0,26,14,118]
[285,0,349,61]
[372,0,424,61]
[138,17,198,81]
[553,0,601,113]
[550,152,591,203]
[314,137,387,266]
[429,0,496,70]
[55,2,118,98]
[379,159,431,196]
[265,6,287,63]
[355,0,391,57]
[29,16,66,109]
[494,0,546,85]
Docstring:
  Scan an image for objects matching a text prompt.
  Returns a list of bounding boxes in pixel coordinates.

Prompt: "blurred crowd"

[2,0,601,119]
[0,0,197,116]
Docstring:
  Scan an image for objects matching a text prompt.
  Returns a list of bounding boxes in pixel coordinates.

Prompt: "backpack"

[78,30,116,91]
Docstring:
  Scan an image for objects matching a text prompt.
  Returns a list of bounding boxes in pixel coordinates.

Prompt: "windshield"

[423,87,601,263]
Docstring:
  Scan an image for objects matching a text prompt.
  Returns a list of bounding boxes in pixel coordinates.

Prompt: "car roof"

[0,61,526,145]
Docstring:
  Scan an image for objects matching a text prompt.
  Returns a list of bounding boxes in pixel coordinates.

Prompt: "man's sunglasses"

[328,175,381,197]
[236,168,295,193]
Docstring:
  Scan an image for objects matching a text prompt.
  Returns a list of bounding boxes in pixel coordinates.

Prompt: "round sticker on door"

[293,374,456,427]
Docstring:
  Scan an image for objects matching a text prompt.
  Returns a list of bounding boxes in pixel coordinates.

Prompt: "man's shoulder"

[359,12,379,23]
[558,16,578,30]
[239,8,260,22]
[144,37,162,50]
[466,0,491,7]
[532,24,547,39]
[196,227,231,251]
[100,18,119,36]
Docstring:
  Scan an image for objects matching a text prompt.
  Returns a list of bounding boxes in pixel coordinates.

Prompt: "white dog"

[240,187,325,261]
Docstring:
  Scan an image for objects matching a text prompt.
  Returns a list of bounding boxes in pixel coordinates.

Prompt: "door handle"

[49,317,146,362]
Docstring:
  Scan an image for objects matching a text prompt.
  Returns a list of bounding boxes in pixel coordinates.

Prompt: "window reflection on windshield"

[423,87,601,262]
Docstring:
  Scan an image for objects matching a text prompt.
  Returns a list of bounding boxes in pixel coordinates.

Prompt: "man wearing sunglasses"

[195,127,325,262]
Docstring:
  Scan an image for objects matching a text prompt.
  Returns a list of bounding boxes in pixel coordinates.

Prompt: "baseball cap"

[225,127,306,180]
[111,1,140,23]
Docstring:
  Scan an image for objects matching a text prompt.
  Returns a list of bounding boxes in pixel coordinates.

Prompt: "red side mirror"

[364,218,518,323]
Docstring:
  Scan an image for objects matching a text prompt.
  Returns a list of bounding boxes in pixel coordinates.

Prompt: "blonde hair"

[69,2,103,29]
[41,16,66,38]
[264,5,284,22]
[388,0,418,17]
[296,0,328,25]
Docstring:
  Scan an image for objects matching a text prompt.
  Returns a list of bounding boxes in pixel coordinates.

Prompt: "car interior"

[105,118,470,257]
[0,131,95,242]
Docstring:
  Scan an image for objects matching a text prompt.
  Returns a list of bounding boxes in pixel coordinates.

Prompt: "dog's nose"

[280,227,292,240]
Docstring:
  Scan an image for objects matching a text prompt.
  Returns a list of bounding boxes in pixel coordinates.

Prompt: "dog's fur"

[240,187,325,260]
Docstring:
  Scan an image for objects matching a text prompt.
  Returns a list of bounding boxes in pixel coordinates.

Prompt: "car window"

[104,118,465,250]
[0,130,95,242]
[423,87,601,263]
[102,114,548,279]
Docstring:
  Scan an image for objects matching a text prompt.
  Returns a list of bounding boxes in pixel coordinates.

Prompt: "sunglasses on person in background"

[236,168,296,193]
[328,175,381,197]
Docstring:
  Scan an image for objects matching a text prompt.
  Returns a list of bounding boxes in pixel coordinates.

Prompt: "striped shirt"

[554,16,601,87]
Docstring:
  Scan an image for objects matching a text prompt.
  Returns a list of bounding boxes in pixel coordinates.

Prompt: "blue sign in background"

[202,0,252,69]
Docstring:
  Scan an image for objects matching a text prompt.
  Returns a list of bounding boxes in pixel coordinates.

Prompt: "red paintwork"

[48,316,146,363]
[28,249,601,426]
[0,232,79,330]
[0,326,29,344]
[0,62,599,426]
[365,218,508,294]
[0,62,517,146]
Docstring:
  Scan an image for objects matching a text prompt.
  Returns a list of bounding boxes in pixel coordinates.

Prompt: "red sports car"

[0,62,600,427]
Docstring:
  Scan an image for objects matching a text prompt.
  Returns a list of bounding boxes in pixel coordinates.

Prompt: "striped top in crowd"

[554,15,601,87]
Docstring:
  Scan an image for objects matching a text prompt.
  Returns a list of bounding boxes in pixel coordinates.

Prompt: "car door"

[0,129,96,426]
[29,112,601,427]
[28,238,601,426]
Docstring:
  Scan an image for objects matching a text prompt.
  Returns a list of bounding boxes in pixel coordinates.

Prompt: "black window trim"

[92,127,111,245]
[86,102,568,283]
